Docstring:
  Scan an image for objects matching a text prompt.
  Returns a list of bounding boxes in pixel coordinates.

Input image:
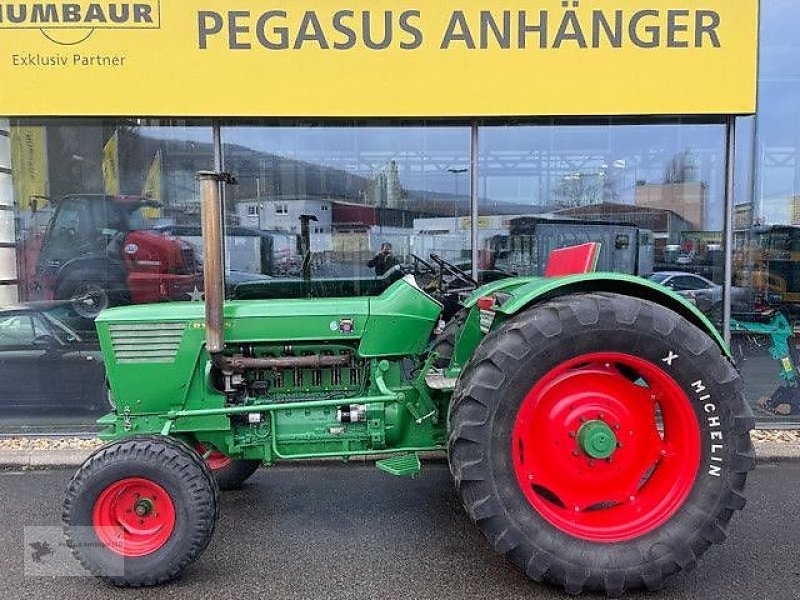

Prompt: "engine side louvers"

[109,323,186,364]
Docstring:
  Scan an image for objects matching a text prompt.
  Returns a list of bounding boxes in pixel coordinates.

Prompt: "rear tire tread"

[448,293,754,595]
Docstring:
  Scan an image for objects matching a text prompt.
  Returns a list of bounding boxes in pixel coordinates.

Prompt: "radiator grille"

[109,323,186,364]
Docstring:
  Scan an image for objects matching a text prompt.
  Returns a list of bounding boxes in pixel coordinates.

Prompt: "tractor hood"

[95,275,442,361]
[95,294,373,343]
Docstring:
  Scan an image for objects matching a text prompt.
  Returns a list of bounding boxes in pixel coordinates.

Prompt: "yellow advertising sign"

[141,149,162,218]
[9,125,47,210]
[141,149,161,200]
[0,1,758,117]
[101,130,119,195]
[461,216,505,230]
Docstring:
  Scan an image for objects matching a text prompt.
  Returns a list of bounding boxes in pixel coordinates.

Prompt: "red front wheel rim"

[92,477,176,557]
[511,352,701,543]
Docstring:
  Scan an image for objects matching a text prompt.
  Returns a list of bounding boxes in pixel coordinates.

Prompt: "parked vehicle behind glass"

[0,301,106,414]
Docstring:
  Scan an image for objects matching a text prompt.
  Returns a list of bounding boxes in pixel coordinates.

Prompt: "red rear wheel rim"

[511,352,701,543]
[92,477,176,557]
[195,443,232,471]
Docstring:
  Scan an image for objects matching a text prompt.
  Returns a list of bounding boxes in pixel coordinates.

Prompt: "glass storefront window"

[477,120,728,313]
[2,119,213,430]
[1,100,797,429]
[733,0,800,422]
[219,123,472,300]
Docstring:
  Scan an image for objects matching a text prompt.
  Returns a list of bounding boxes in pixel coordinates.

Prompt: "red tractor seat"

[544,242,600,277]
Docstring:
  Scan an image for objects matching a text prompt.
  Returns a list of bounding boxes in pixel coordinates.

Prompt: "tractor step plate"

[425,370,458,391]
[375,453,421,477]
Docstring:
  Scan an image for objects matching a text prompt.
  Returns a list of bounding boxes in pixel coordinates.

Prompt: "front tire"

[448,293,755,595]
[63,435,219,586]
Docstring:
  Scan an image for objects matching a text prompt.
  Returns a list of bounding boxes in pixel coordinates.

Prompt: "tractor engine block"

[211,343,423,458]
[219,343,367,402]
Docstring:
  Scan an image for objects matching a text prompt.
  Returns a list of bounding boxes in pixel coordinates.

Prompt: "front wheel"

[448,293,755,595]
[63,435,219,586]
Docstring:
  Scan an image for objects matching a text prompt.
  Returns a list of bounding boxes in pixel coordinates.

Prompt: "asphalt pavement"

[0,461,797,600]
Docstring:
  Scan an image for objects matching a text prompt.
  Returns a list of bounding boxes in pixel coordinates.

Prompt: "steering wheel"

[429,253,478,294]
[410,254,436,275]
[402,254,439,293]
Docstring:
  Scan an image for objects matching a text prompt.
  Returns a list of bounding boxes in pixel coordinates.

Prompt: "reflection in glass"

[220,124,472,299]
[733,0,800,422]
[4,119,213,428]
[477,121,727,290]
[0,301,106,419]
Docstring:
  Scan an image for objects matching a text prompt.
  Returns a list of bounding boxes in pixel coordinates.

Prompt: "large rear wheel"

[448,293,755,595]
[63,435,219,586]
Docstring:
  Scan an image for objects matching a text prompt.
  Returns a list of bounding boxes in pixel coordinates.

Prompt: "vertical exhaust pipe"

[197,171,234,355]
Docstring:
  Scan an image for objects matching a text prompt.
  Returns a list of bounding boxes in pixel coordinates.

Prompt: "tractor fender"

[466,273,730,358]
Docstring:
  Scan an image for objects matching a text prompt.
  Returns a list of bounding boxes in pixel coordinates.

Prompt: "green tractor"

[63,172,755,595]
